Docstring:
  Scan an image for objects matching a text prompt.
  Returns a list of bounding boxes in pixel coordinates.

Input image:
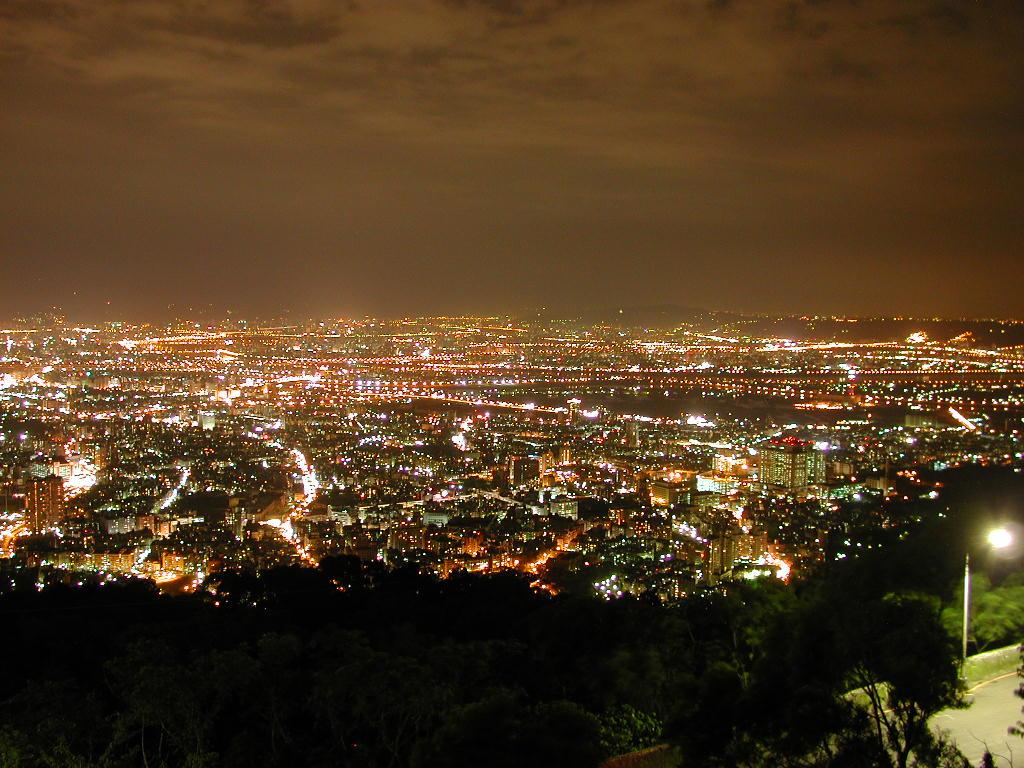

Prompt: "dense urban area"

[2,311,1023,768]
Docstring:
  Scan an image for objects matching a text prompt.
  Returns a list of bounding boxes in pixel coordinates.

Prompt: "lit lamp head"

[987,528,1013,550]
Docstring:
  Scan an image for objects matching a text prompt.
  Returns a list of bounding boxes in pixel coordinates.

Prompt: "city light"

[1,314,1023,608]
[1,1,1021,760]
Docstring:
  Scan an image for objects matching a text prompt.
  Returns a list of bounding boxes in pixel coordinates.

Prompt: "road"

[285,447,320,566]
[933,673,1021,766]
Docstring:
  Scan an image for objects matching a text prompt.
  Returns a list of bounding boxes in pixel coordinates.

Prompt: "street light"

[962,527,1013,664]
[988,527,1013,550]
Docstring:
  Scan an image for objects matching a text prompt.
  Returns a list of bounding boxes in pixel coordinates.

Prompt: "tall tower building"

[625,421,641,449]
[26,475,65,534]
[759,438,825,490]
[507,455,540,488]
[567,398,582,424]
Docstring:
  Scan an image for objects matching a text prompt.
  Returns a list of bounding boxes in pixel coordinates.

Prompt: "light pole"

[962,527,1013,665]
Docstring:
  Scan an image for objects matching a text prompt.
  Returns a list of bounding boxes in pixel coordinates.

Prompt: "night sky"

[2,0,1022,320]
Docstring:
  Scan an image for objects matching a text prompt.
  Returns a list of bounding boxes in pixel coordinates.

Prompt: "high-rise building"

[548,497,579,520]
[51,460,75,481]
[388,521,425,553]
[712,448,750,477]
[507,455,540,488]
[650,475,695,507]
[26,475,65,534]
[624,421,641,449]
[758,438,825,490]
[709,528,769,575]
[567,398,582,423]
[27,457,72,479]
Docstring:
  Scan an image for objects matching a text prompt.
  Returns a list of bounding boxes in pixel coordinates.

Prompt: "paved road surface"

[933,674,1020,767]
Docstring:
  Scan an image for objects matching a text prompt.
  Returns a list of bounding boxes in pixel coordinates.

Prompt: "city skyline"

[2,310,1024,766]
[3,0,1024,320]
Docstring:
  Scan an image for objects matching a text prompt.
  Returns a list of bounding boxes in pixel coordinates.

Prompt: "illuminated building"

[329,506,356,527]
[507,455,540,488]
[567,398,582,423]
[548,497,579,520]
[696,474,737,494]
[905,412,939,429]
[26,475,65,534]
[709,528,768,575]
[828,460,854,480]
[650,478,693,507]
[540,445,572,472]
[52,460,75,481]
[54,551,136,572]
[28,458,73,480]
[758,437,826,490]
[388,521,425,553]
[712,449,750,477]
[625,421,640,449]
[225,500,248,538]
[423,508,450,527]
[100,512,136,535]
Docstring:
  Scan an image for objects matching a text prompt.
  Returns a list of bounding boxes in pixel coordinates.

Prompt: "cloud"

[148,1,345,48]
[3,1,1019,152]
[0,0,1022,317]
